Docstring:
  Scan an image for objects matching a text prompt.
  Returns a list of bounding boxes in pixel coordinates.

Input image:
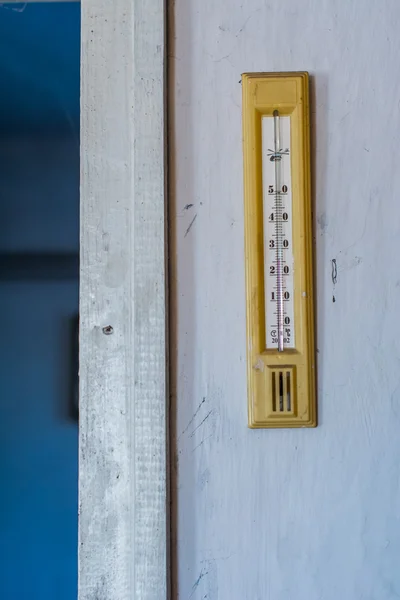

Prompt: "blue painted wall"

[0,4,80,599]
[0,279,78,599]
[0,3,80,133]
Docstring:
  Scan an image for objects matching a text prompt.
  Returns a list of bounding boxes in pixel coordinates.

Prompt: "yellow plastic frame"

[242,72,316,428]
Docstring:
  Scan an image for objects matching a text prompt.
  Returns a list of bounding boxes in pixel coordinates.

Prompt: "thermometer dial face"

[262,114,295,351]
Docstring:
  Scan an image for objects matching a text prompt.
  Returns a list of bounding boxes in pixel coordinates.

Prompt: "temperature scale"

[242,72,316,428]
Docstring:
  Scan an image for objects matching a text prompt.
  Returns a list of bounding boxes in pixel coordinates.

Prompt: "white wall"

[170,1,400,598]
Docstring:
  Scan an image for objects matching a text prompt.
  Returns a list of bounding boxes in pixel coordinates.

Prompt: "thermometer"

[242,72,316,428]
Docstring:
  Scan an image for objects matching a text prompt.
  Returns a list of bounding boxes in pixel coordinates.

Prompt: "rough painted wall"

[170,1,400,598]
[0,136,79,599]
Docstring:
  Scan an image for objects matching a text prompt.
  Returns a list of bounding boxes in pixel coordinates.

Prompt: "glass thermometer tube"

[273,110,284,351]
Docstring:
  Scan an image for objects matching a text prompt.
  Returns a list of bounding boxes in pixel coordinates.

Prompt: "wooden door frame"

[78,1,168,599]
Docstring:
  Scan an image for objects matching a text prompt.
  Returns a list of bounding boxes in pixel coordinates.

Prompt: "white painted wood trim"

[79,2,167,600]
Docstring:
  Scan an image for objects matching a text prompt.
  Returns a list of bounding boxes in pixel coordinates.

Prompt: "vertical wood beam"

[79,1,167,598]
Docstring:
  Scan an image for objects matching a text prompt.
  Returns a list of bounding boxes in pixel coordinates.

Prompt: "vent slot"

[279,371,284,411]
[286,371,291,411]
[271,370,292,413]
[271,370,276,412]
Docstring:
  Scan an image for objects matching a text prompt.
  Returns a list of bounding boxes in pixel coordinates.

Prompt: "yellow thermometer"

[242,72,316,428]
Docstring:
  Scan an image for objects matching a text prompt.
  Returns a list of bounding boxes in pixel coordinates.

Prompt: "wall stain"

[192,434,212,453]
[181,396,206,437]
[184,214,197,237]
[331,258,337,303]
[317,212,328,233]
[199,468,210,491]
[189,410,213,438]
[189,568,208,599]
[331,258,337,284]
